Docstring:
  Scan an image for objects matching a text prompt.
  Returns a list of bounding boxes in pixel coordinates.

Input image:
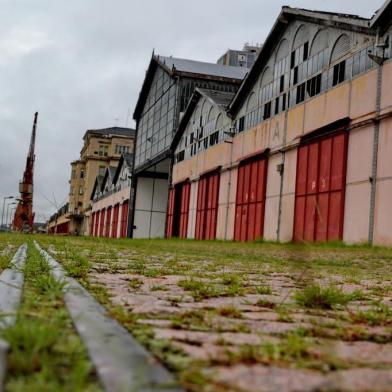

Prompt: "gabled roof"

[157,56,249,80]
[133,54,248,121]
[171,88,235,151]
[83,127,135,140]
[113,153,133,184]
[371,0,392,33]
[228,6,375,116]
[101,166,117,191]
[90,175,104,201]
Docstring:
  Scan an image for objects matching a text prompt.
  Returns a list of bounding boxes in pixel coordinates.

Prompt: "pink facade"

[91,186,130,239]
[171,60,392,246]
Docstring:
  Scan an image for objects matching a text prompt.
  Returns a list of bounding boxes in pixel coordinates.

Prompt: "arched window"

[246,92,257,112]
[292,25,309,50]
[275,39,289,62]
[207,106,216,123]
[215,113,223,130]
[330,34,350,86]
[310,29,328,57]
[330,34,350,64]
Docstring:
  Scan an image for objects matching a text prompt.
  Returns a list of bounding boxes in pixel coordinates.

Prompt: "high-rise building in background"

[217,44,262,69]
[67,127,135,235]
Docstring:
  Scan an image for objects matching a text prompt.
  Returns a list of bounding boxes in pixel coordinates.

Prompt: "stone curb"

[0,244,27,392]
[35,241,182,392]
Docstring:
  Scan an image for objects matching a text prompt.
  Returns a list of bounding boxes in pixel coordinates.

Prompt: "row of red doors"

[91,201,129,238]
[167,131,348,243]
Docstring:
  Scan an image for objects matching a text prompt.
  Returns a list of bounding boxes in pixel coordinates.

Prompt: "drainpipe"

[276,110,289,242]
[368,30,385,245]
[224,124,235,240]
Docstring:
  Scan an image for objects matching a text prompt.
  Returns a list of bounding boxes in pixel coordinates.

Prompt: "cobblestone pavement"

[41,237,392,392]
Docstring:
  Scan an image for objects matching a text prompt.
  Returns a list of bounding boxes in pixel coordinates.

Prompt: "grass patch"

[255,285,272,295]
[294,284,356,309]
[0,254,10,270]
[350,303,392,326]
[1,241,99,391]
[225,331,311,365]
[179,278,221,301]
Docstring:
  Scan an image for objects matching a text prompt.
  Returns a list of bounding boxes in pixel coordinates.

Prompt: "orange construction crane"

[12,112,38,233]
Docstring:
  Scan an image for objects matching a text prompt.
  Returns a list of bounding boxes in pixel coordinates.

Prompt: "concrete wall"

[133,177,168,239]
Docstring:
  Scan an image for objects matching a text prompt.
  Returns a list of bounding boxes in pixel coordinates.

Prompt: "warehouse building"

[90,154,133,238]
[68,127,135,236]
[130,54,248,238]
[169,1,392,246]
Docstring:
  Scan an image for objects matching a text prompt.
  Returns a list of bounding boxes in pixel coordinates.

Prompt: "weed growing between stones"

[294,284,360,309]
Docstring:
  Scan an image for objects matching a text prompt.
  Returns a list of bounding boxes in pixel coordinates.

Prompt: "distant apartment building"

[90,154,133,238]
[130,54,248,238]
[217,44,262,69]
[67,127,135,235]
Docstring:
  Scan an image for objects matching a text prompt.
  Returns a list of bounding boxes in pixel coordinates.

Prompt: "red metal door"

[234,156,268,241]
[293,132,348,242]
[166,188,175,238]
[179,182,191,238]
[94,211,99,237]
[195,172,220,240]
[105,207,112,238]
[112,204,119,238]
[120,201,129,238]
[99,210,105,237]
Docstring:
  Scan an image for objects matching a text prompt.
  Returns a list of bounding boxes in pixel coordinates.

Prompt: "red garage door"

[166,188,175,238]
[120,201,129,238]
[94,212,99,237]
[195,171,220,240]
[234,156,268,241]
[105,207,112,238]
[99,210,105,237]
[112,204,119,238]
[166,182,191,238]
[293,131,348,242]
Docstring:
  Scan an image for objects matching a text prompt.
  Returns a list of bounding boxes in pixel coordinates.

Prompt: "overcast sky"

[0,0,383,223]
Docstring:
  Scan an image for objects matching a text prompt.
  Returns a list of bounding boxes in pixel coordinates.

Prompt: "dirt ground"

[38,236,392,392]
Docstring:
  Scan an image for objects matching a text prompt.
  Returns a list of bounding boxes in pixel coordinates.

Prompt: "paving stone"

[326,368,392,391]
[206,364,326,392]
[331,341,392,365]
[36,242,182,392]
[171,341,228,361]
[153,328,277,347]
[137,319,173,328]
[211,317,309,335]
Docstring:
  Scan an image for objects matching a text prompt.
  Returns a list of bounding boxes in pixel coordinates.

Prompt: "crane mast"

[12,112,38,233]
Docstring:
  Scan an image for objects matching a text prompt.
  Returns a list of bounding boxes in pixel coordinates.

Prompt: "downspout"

[276,109,289,242]
[368,30,385,245]
[224,124,235,240]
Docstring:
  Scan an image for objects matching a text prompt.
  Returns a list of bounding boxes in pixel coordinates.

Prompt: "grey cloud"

[0,0,382,222]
